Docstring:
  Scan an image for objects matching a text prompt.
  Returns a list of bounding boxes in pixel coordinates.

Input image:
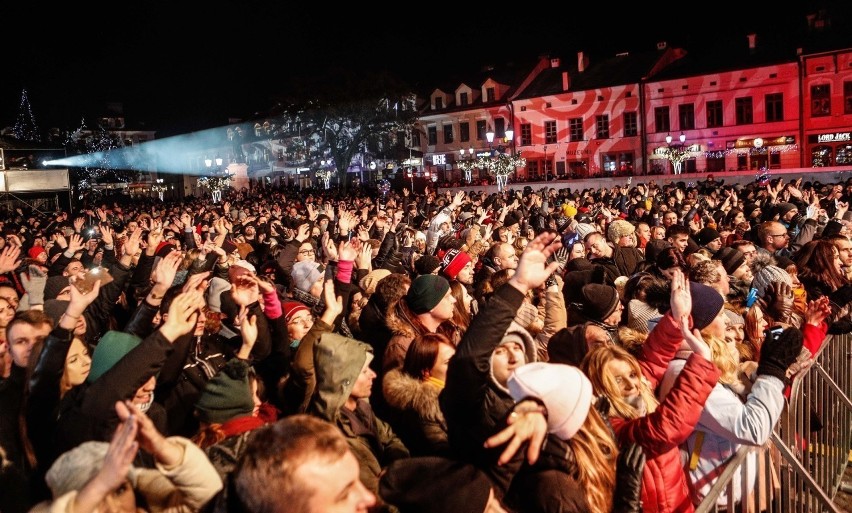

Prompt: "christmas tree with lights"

[12,88,40,142]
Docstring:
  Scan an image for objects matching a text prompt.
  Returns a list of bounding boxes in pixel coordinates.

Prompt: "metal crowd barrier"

[695,334,852,513]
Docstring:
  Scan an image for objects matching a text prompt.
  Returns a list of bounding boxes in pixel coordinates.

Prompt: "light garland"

[316,169,332,189]
[480,152,526,191]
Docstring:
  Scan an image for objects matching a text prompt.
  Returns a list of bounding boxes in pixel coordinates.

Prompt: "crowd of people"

[1,174,849,513]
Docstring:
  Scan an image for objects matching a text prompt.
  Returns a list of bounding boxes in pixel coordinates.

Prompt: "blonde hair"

[567,408,617,513]
[582,345,659,421]
[703,330,740,387]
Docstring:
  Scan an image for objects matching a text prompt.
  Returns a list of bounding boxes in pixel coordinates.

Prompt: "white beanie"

[508,362,593,440]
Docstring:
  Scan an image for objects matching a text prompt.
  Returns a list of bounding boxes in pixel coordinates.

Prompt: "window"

[434,97,443,110]
[707,154,726,172]
[601,152,634,175]
[623,112,638,137]
[410,129,421,147]
[706,100,723,128]
[735,97,753,125]
[443,124,453,144]
[495,118,506,138]
[655,107,670,133]
[460,92,469,106]
[811,84,830,117]
[596,115,609,139]
[765,93,783,122]
[678,104,695,130]
[476,120,486,141]
[544,121,557,144]
[486,87,495,102]
[569,118,583,141]
[520,123,532,146]
[427,126,437,145]
[845,82,852,114]
[460,122,470,143]
[527,160,539,178]
[837,144,852,165]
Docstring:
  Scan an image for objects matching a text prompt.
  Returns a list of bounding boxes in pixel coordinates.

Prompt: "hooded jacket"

[382,368,449,457]
[608,313,721,513]
[440,282,579,504]
[309,332,409,497]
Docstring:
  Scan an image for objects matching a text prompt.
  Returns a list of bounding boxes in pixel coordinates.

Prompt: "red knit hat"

[440,249,471,281]
[28,246,46,259]
[281,301,310,323]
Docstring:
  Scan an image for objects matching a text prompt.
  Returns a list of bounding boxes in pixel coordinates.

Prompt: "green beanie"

[195,359,255,425]
[406,274,450,314]
[87,331,142,383]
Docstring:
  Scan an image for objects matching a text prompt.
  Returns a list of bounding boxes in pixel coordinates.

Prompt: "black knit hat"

[413,255,441,276]
[690,281,725,330]
[406,274,450,314]
[579,283,620,322]
[695,227,721,246]
[44,275,70,301]
[380,457,491,513]
[714,247,746,275]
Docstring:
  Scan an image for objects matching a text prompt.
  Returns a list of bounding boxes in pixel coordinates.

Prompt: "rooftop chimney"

[657,41,667,50]
[562,71,570,91]
[578,51,589,73]
[550,57,561,68]
[747,33,757,54]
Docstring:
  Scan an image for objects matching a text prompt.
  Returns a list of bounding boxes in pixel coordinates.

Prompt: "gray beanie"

[45,441,139,498]
[750,253,792,299]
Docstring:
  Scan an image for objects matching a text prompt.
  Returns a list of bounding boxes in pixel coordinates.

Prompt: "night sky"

[2,2,847,136]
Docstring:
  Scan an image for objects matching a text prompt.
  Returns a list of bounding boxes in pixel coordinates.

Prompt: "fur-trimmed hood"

[383,369,444,422]
[385,300,419,339]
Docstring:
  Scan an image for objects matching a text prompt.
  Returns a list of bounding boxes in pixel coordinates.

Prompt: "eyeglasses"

[769,233,789,238]
[298,249,316,256]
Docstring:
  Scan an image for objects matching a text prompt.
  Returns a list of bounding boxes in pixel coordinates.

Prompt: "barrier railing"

[695,334,852,513]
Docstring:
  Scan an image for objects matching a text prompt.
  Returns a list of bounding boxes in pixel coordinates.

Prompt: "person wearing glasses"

[756,221,793,259]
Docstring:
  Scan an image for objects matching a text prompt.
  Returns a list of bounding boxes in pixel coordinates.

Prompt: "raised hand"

[237,314,258,359]
[0,245,22,275]
[231,277,260,307]
[181,271,211,294]
[356,242,372,271]
[160,289,205,341]
[680,315,712,360]
[151,250,181,289]
[67,234,85,254]
[484,400,548,465]
[508,232,562,295]
[122,228,143,260]
[805,296,832,327]
[669,269,691,323]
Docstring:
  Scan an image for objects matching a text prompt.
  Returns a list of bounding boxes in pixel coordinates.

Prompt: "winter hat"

[228,260,256,284]
[87,331,143,383]
[45,441,139,499]
[290,261,323,292]
[695,227,721,246]
[508,362,593,440]
[440,249,471,281]
[689,282,726,331]
[606,220,635,245]
[359,269,392,296]
[627,299,662,334]
[774,202,797,219]
[724,308,745,327]
[195,359,255,424]
[644,239,672,264]
[406,274,450,314]
[413,255,441,276]
[281,301,310,323]
[28,246,46,260]
[579,283,621,322]
[504,213,520,229]
[750,254,793,299]
[380,457,491,513]
[714,247,746,275]
[43,299,70,327]
[43,275,70,301]
[155,241,177,258]
[546,325,589,367]
[206,276,232,313]
[574,223,598,241]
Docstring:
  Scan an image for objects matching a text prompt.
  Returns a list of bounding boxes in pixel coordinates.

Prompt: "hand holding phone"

[73,267,114,294]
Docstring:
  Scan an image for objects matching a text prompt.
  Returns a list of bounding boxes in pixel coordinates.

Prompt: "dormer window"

[486,87,495,102]
[434,97,443,110]
[460,92,469,106]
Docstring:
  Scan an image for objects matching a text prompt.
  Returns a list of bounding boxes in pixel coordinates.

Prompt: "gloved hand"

[762,282,794,324]
[612,442,646,513]
[757,325,804,384]
[20,265,47,307]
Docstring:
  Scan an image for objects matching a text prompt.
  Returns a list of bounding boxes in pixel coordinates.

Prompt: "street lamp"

[664,132,688,175]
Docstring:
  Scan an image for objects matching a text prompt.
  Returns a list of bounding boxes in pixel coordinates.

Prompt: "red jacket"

[610,313,722,513]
